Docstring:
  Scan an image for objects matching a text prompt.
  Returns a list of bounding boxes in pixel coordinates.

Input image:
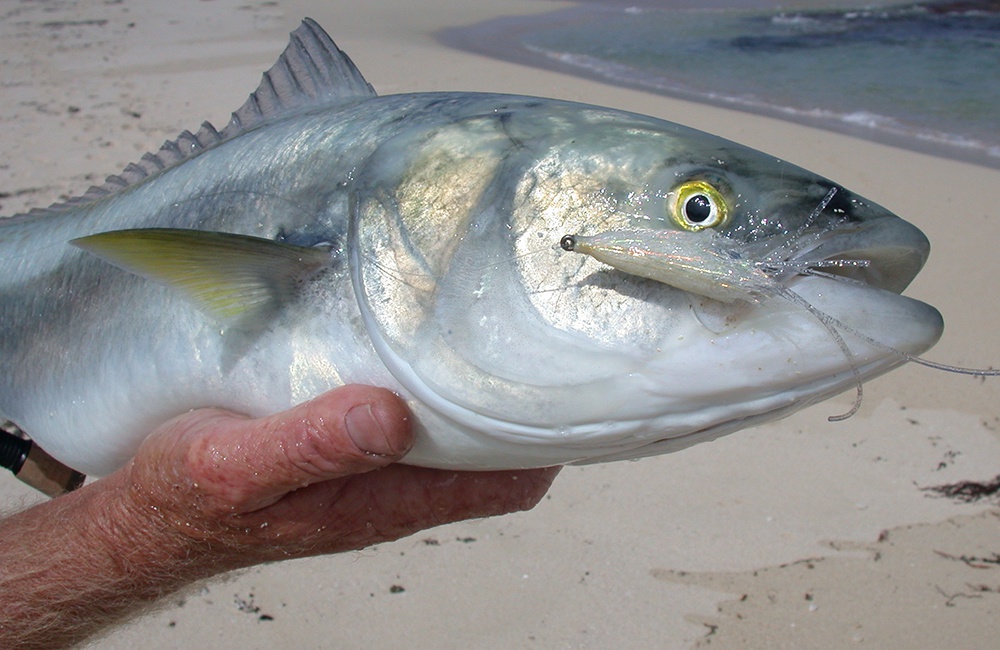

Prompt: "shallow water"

[444,1,1000,168]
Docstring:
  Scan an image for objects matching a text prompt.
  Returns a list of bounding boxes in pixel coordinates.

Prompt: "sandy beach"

[1,0,998,648]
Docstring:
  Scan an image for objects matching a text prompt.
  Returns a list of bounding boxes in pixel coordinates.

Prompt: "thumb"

[140,385,413,513]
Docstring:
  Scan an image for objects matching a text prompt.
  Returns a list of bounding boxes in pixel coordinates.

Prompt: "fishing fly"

[560,189,1000,420]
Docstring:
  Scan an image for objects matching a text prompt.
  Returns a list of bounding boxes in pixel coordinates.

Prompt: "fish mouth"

[788,216,931,294]
[571,221,943,466]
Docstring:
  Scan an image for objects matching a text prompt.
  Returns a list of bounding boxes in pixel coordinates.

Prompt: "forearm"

[0,475,204,650]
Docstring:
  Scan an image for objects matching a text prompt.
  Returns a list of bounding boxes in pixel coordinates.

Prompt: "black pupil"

[684,194,713,223]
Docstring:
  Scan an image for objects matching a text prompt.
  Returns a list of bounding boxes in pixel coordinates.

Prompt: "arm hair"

[0,477,209,649]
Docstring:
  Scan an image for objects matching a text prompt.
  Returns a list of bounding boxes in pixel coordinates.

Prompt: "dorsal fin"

[16,19,376,220]
[222,17,376,137]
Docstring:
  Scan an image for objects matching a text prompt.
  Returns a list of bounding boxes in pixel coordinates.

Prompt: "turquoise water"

[446,1,1000,167]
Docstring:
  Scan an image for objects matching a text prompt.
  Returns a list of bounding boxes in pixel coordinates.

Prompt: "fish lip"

[787,216,931,294]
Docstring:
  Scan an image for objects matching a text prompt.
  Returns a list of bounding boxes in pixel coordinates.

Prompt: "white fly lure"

[560,190,1000,420]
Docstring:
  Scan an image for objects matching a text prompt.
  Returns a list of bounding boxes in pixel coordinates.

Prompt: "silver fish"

[0,19,944,477]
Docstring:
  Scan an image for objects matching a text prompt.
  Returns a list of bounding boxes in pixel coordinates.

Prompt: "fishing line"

[560,184,1000,421]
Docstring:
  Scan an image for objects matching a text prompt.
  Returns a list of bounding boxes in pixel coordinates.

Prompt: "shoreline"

[2,1,999,648]
[438,1,1000,170]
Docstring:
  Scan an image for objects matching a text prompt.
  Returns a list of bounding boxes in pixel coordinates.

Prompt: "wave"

[529,42,1000,164]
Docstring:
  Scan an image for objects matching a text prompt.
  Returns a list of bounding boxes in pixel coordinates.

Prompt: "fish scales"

[0,20,944,476]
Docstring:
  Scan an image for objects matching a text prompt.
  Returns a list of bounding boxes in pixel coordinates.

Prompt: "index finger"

[144,385,413,514]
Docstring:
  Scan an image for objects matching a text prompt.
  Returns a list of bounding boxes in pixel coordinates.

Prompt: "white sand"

[1,1,998,648]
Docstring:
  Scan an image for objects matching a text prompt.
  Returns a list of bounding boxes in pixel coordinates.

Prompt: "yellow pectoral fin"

[71,228,332,326]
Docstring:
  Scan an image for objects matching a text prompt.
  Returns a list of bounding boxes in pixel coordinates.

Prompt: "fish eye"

[669,180,729,231]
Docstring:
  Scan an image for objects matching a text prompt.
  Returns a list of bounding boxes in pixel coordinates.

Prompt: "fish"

[0,19,951,477]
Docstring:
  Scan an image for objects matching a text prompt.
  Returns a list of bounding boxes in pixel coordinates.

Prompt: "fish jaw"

[583,205,945,460]
[649,275,944,419]
[577,276,944,465]
[395,272,943,469]
[783,210,931,295]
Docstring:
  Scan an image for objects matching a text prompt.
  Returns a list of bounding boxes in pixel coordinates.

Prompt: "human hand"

[103,384,560,572]
[0,385,559,649]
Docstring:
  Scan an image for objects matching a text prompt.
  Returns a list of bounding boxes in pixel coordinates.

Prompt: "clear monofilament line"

[770,285,864,421]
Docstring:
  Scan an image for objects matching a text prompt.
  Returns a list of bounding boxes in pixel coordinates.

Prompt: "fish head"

[351,97,943,467]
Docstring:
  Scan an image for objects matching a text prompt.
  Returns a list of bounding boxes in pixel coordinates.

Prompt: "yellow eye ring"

[668,180,730,231]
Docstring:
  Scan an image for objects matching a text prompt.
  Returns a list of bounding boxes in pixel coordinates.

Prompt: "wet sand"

[1,1,998,648]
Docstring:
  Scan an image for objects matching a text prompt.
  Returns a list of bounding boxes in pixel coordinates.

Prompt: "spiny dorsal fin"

[222,17,376,137]
[71,228,332,328]
[18,19,375,220]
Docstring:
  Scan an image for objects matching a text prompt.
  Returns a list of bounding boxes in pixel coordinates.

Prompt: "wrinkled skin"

[113,385,559,563]
[0,385,558,650]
